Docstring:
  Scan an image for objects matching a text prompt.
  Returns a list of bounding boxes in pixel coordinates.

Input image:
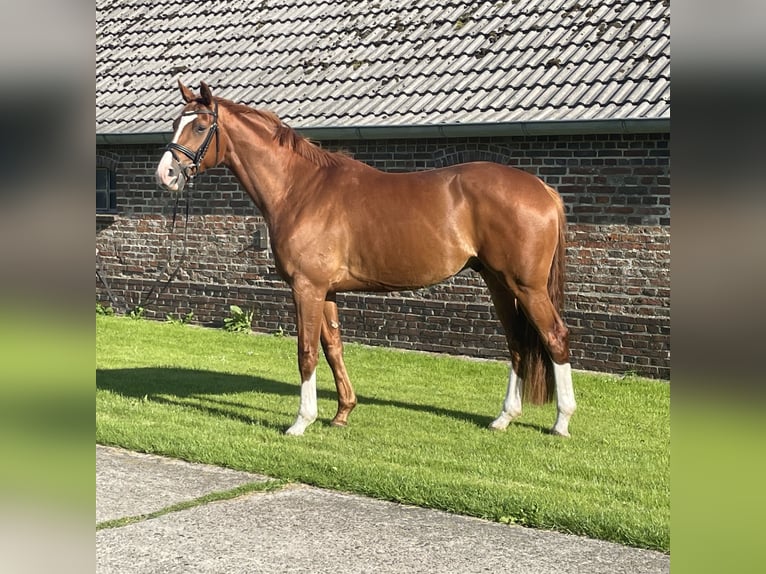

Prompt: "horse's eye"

[196,124,207,133]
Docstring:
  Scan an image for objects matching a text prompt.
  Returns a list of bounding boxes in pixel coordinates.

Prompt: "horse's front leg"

[285,283,327,436]
[320,298,357,427]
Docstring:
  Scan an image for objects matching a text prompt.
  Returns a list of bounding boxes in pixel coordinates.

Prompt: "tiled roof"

[96,0,670,136]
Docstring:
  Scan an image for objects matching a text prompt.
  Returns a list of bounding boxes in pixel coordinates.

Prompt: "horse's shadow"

[96,367,549,434]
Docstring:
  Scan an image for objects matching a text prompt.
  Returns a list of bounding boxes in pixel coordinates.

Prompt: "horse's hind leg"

[320,298,357,427]
[491,362,524,431]
[481,270,525,431]
[513,286,576,437]
[550,361,575,437]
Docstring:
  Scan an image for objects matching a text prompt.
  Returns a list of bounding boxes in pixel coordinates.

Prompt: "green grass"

[96,315,669,551]
[96,479,287,531]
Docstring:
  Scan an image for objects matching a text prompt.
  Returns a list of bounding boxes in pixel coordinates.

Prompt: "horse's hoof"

[330,419,348,428]
[550,428,571,438]
[285,422,308,436]
[489,413,516,431]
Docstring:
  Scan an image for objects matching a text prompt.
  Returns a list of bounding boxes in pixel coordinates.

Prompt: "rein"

[135,188,192,313]
[124,101,219,314]
[98,100,219,315]
[96,190,191,316]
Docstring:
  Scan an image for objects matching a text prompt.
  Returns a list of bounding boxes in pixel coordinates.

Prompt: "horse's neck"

[222,113,295,223]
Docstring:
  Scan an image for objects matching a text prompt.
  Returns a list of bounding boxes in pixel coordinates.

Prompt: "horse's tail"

[518,185,566,404]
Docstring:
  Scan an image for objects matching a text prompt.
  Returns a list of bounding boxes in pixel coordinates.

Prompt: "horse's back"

[433,161,562,238]
[329,159,561,252]
[447,161,557,204]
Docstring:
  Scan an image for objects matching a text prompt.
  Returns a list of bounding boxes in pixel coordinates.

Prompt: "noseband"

[165,100,219,181]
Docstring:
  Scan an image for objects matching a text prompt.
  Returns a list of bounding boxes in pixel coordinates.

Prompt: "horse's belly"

[332,176,478,291]
[342,232,472,291]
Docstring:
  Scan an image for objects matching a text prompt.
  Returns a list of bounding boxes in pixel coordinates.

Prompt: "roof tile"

[96,0,670,134]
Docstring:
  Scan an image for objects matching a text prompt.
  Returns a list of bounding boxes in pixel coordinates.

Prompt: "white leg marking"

[489,365,523,430]
[551,362,576,437]
[285,370,317,436]
[155,114,196,189]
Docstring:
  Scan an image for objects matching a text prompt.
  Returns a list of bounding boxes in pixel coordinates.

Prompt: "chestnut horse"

[156,81,576,437]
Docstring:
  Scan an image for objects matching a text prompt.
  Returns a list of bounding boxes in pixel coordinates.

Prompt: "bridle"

[100,100,219,316]
[165,99,220,182]
[123,100,219,314]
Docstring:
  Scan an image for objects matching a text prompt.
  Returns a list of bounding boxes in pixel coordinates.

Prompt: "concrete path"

[96,445,669,573]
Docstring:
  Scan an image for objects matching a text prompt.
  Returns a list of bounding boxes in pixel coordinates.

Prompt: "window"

[96,167,117,212]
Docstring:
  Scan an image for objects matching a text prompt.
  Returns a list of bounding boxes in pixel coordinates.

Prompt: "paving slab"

[96,445,669,573]
[96,445,271,523]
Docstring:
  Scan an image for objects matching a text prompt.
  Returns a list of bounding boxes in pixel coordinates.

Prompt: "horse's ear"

[199,81,214,106]
[178,80,196,103]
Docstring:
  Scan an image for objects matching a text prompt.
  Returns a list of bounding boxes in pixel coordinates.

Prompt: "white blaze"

[155,114,196,189]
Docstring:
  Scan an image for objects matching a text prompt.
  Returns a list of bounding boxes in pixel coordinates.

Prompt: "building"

[96,0,670,379]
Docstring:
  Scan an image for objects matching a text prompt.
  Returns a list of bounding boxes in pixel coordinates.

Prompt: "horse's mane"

[220,99,347,168]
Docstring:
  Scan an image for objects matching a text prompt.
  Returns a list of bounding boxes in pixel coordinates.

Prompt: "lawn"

[96,315,670,551]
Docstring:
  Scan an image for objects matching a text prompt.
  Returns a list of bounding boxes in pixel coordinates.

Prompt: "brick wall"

[96,132,670,379]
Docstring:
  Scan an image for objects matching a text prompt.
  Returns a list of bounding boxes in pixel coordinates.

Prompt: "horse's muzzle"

[155,150,188,192]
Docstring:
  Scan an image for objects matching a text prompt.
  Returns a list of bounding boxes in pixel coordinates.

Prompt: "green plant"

[223,305,254,333]
[273,325,286,338]
[128,306,145,320]
[96,302,115,316]
[165,311,195,325]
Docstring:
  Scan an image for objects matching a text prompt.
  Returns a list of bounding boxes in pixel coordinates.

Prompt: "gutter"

[96,117,670,145]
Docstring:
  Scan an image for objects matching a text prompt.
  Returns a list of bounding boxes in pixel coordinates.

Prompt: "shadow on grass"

[96,367,549,434]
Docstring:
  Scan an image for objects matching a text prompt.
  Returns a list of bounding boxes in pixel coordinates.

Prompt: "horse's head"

[155,80,221,192]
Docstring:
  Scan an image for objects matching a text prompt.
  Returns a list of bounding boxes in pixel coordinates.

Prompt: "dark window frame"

[96,154,119,214]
